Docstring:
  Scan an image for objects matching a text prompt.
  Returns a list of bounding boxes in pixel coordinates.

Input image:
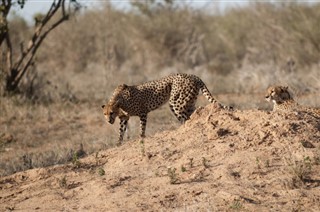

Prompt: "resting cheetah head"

[265,85,292,104]
[101,102,120,124]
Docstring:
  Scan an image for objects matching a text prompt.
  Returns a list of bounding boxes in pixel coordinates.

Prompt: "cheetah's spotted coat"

[102,73,231,143]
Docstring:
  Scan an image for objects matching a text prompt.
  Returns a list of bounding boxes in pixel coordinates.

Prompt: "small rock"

[301,140,315,148]
[217,128,230,137]
[0,133,15,144]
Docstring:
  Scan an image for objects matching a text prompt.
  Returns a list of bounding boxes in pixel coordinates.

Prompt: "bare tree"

[0,0,80,94]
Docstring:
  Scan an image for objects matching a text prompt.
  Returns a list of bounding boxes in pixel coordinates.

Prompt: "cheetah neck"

[273,99,297,111]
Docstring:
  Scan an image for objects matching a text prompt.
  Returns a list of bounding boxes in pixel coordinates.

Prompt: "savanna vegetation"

[0,0,319,176]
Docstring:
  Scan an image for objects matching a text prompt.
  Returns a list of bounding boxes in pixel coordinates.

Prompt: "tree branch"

[14,14,68,87]
[13,0,64,70]
[3,0,75,92]
[4,29,12,75]
[0,0,11,46]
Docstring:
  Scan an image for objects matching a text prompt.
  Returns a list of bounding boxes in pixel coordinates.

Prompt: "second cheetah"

[265,85,320,117]
[102,73,231,143]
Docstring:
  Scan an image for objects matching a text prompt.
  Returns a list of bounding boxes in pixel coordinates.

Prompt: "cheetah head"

[265,86,292,104]
[102,84,128,124]
[101,101,120,124]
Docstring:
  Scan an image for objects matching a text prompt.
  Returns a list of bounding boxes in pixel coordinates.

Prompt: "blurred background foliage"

[3,0,320,102]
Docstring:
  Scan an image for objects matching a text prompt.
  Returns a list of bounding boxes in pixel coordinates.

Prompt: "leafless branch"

[2,0,76,92]
[15,11,69,86]
[4,29,12,74]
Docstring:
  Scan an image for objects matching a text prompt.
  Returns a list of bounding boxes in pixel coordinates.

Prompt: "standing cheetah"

[265,85,320,117]
[102,73,231,143]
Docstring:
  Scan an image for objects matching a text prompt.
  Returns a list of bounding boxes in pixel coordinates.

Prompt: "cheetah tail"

[200,82,233,110]
[199,83,218,104]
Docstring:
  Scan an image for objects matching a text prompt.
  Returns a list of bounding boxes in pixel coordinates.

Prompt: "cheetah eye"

[104,113,107,115]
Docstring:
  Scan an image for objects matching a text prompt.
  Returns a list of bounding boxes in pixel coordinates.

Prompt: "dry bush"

[3,13,31,61]
[30,1,320,99]
[4,3,320,96]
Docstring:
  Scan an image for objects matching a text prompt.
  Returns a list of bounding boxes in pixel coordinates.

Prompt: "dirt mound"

[1,105,320,211]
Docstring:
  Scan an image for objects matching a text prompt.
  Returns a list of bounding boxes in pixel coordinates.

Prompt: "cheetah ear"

[117,84,128,91]
[101,105,105,109]
[283,86,289,90]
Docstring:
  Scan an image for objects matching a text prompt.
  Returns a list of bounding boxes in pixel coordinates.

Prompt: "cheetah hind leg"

[169,92,197,123]
[186,104,196,118]
[169,103,189,123]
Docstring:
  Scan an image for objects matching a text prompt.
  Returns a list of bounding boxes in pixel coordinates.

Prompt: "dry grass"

[0,95,182,176]
[0,97,113,176]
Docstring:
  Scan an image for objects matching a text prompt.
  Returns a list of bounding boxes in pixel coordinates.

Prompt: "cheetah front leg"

[139,114,148,139]
[118,118,128,144]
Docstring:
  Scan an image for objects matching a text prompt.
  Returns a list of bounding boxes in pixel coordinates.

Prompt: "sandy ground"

[1,104,320,211]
